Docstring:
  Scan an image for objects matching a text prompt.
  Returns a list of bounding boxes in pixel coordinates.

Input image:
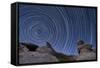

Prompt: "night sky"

[19,4,96,55]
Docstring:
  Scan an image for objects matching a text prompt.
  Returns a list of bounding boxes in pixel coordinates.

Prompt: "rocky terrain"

[19,41,96,64]
[19,42,59,64]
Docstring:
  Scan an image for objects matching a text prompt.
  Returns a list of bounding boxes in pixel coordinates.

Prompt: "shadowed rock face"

[19,42,38,51]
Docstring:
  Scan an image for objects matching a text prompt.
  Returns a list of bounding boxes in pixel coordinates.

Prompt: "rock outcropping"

[19,42,59,64]
[76,40,96,61]
[19,41,96,64]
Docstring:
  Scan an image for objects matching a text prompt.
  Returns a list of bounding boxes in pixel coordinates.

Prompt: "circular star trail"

[19,5,96,55]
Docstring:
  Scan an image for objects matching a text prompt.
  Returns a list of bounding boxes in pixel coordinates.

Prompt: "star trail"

[19,4,96,55]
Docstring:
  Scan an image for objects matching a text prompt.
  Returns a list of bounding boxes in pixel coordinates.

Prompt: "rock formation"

[19,40,96,64]
[76,40,96,61]
[19,42,38,51]
[19,42,59,64]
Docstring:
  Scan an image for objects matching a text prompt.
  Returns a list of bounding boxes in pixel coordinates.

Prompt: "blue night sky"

[19,4,96,55]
